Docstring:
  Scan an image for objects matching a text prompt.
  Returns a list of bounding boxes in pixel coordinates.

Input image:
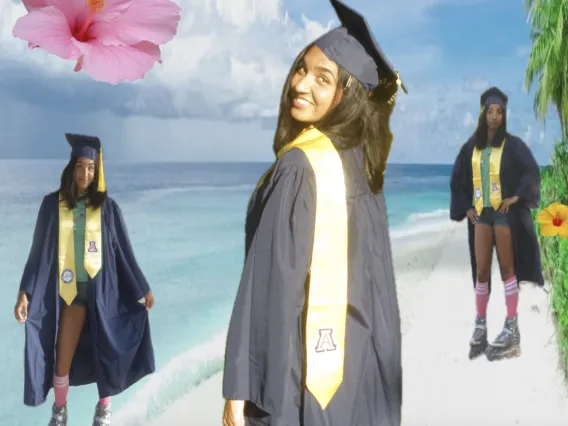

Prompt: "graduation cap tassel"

[97,148,106,192]
[385,71,405,106]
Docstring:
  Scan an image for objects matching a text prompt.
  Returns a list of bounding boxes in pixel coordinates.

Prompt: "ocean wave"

[113,332,227,425]
[405,208,449,222]
[119,184,255,205]
[388,208,453,240]
[149,183,255,193]
[384,175,450,186]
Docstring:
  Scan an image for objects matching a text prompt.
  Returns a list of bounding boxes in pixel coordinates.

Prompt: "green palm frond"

[552,2,566,55]
[524,0,568,138]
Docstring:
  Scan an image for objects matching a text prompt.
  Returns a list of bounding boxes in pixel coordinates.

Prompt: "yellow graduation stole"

[471,139,505,215]
[253,127,348,409]
[58,194,103,305]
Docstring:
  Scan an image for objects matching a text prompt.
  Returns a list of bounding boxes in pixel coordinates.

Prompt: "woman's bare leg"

[494,224,515,280]
[474,223,494,284]
[486,223,521,361]
[53,304,87,406]
[474,223,494,316]
[469,223,494,359]
[494,223,518,318]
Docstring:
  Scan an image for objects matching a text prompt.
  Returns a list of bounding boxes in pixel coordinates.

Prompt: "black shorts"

[476,207,509,227]
[70,281,90,307]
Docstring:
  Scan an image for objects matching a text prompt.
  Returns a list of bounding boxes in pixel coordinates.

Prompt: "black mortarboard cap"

[65,133,106,192]
[314,0,407,94]
[480,87,508,109]
[65,133,101,160]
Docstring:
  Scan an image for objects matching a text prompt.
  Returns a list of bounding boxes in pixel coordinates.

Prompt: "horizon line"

[0,158,551,167]
[0,158,457,166]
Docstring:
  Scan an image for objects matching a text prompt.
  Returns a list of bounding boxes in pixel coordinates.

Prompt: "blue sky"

[0,0,561,164]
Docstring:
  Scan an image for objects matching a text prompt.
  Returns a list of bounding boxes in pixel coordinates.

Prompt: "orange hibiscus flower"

[536,202,568,238]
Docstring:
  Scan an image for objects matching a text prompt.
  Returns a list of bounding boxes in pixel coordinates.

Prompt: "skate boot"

[92,402,111,426]
[485,315,521,361]
[48,402,67,426]
[469,316,488,359]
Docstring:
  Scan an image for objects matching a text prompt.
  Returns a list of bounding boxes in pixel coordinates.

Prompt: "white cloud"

[385,76,559,164]
[0,0,561,164]
[151,1,333,117]
[0,0,470,119]
[1,0,332,118]
[462,111,476,127]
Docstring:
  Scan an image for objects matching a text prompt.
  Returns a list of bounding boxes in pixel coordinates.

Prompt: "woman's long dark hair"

[59,156,107,209]
[473,105,508,149]
[273,44,398,194]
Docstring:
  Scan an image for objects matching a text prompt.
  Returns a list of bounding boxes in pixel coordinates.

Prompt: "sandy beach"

[142,218,568,425]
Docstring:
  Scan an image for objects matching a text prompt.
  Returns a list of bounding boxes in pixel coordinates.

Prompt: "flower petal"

[559,223,568,239]
[130,40,162,63]
[91,0,181,46]
[12,6,81,60]
[26,0,90,27]
[22,0,48,11]
[536,208,554,225]
[545,202,563,216]
[91,0,132,21]
[559,204,568,220]
[540,224,560,237]
[71,39,161,84]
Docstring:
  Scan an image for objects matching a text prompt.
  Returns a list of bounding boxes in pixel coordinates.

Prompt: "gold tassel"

[97,148,106,192]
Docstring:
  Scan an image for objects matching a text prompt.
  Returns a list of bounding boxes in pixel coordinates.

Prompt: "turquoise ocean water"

[0,160,452,426]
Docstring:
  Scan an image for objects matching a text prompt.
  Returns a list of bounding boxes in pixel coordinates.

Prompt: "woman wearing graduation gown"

[222,1,406,425]
[13,134,156,426]
[450,87,543,362]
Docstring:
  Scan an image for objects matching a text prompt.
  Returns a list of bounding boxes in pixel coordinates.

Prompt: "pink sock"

[53,375,69,408]
[504,276,519,318]
[99,396,111,407]
[475,280,489,317]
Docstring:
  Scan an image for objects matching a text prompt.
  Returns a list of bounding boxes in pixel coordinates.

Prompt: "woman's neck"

[487,129,495,145]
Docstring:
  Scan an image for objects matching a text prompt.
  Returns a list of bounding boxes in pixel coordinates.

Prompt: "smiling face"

[73,156,95,193]
[289,45,342,123]
[486,104,504,131]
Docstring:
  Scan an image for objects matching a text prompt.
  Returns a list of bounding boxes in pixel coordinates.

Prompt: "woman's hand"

[466,208,478,224]
[143,291,154,311]
[223,399,245,426]
[14,291,28,323]
[499,196,519,213]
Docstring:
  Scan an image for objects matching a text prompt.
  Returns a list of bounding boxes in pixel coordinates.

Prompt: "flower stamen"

[87,0,105,11]
[552,215,563,227]
[75,0,105,41]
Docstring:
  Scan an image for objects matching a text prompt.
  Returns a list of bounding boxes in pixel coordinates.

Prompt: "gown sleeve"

[110,199,151,300]
[222,150,316,402]
[19,195,51,297]
[450,141,472,221]
[511,137,541,208]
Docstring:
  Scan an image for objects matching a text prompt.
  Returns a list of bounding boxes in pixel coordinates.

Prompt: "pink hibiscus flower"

[12,0,181,84]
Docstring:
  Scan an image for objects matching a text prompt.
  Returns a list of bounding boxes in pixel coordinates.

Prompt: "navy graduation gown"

[449,134,544,289]
[19,192,155,406]
[223,147,402,426]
